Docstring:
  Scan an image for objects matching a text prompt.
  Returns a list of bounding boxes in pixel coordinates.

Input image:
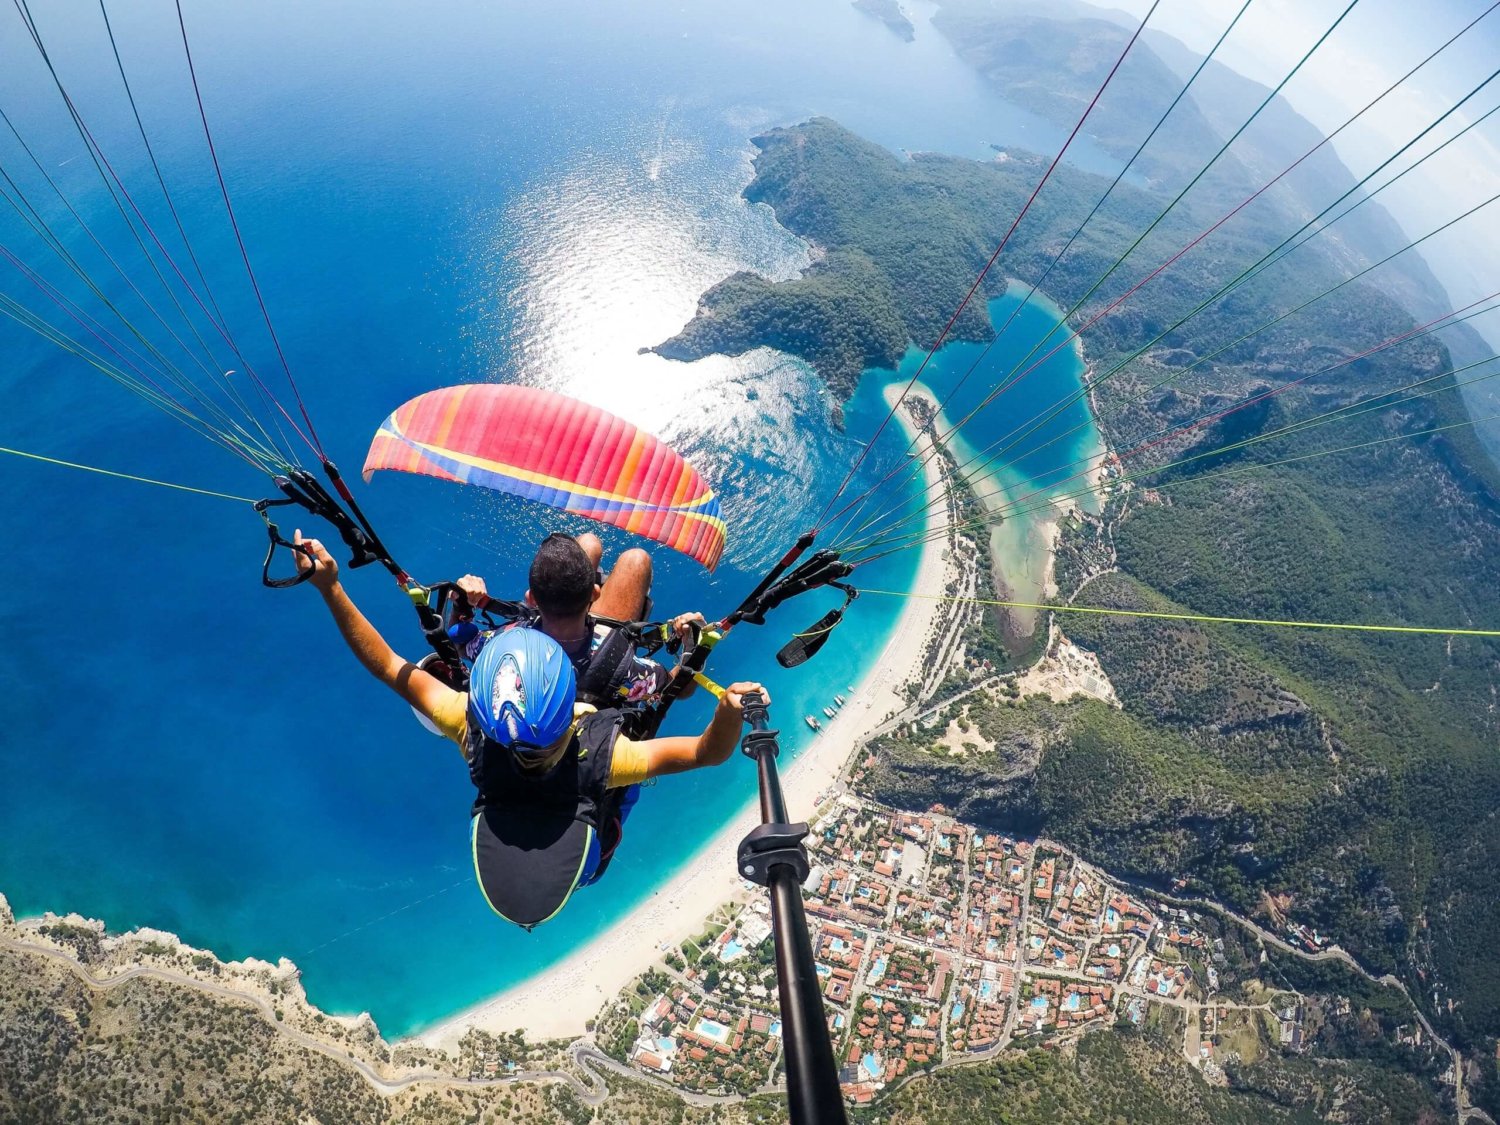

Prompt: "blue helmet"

[469,627,577,756]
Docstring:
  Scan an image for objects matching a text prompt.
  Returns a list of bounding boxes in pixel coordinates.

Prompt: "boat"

[834,694,846,707]
[823,706,836,719]
[805,715,821,731]
[846,685,855,693]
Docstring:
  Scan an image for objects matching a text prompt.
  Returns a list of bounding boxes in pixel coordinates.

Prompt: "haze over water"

[0,0,1105,1034]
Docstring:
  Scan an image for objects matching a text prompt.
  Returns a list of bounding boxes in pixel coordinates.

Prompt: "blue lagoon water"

[0,0,1106,1034]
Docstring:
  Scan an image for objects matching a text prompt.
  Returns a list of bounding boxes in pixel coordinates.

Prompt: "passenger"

[295,531,763,928]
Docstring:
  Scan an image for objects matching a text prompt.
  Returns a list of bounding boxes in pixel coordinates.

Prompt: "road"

[572,1044,752,1108]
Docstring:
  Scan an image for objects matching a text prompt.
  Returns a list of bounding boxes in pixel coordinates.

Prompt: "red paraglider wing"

[362,384,725,570]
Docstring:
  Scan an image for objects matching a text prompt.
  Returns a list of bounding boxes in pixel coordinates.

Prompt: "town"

[593,793,1296,1105]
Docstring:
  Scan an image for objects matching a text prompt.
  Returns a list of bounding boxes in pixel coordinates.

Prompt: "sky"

[1096,0,1500,344]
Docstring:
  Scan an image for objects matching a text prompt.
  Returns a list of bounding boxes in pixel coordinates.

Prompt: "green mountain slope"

[657,109,1500,1110]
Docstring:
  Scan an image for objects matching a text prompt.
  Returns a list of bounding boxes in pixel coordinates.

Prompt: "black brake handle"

[254,496,317,589]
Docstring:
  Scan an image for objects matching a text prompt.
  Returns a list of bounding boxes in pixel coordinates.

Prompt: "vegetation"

[852,1029,1441,1123]
[0,947,390,1124]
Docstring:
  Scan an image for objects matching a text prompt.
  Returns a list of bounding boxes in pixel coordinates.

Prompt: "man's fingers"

[293,534,330,568]
[722,682,769,710]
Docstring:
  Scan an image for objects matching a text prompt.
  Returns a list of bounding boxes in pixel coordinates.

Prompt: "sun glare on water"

[463,114,853,559]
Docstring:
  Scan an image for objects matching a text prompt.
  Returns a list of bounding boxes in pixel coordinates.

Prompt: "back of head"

[469,627,577,756]
[529,533,595,618]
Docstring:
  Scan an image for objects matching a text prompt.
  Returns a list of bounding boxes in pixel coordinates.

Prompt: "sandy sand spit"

[416,385,953,1049]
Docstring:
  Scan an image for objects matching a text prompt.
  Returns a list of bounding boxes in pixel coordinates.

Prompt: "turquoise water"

[0,0,1106,1036]
[694,1017,731,1045]
[851,288,1103,642]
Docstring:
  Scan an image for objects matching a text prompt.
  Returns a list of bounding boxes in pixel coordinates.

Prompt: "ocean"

[0,0,1104,1035]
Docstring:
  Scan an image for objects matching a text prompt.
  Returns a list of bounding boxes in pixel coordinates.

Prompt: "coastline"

[415,382,955,1049]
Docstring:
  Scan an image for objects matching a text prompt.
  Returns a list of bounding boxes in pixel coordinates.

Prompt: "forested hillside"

[658,93,1500,1125]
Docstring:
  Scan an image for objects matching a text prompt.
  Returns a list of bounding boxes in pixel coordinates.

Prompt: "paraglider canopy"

[363,384,726,570]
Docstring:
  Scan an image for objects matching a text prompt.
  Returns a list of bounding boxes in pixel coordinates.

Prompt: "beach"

[417,383,955,1049]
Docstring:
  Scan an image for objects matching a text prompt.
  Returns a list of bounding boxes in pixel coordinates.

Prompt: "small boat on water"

[847,685,856,693]
[823,706,837,719]
[805,715,822,731]
[834,694,846,707]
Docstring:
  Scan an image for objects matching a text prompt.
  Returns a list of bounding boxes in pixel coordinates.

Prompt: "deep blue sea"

[0,0,1104,1035]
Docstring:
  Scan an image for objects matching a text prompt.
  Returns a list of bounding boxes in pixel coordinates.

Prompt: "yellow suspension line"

[0,445,255,503]
[860,589,1500,639]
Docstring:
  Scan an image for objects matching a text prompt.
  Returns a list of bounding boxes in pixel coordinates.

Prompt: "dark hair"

[529,533,596,616]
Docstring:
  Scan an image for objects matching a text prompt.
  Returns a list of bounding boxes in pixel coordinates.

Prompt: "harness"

[574,622,641,708]
[465,707,634,900]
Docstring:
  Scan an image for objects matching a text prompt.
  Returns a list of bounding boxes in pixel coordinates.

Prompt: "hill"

[654,102,1500,1125]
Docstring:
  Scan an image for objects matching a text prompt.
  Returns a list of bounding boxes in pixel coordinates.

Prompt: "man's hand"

[670,612,707,644]
[294,529,340,593]
[718,681,770,720]
[456,574,490,608]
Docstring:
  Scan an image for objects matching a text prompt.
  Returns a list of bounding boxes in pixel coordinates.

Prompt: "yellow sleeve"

[607,734,649,788]
[430,688,469,754]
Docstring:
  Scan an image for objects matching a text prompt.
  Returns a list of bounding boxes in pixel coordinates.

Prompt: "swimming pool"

[694,1017,732,1045]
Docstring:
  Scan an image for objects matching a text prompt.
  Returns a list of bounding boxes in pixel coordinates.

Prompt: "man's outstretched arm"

[296,531,458,722]
[636,681,768,779]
